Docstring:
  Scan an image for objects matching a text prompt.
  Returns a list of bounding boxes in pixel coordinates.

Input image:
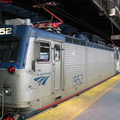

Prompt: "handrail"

[0,94,4,120]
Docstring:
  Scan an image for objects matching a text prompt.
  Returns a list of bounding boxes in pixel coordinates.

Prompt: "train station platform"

[26,74,120,120]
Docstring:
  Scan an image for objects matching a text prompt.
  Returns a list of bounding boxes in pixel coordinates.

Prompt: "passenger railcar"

[0,18,116,119]
[115,47,120,72]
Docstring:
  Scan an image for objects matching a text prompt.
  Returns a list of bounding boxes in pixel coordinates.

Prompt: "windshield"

[0,39,19,62]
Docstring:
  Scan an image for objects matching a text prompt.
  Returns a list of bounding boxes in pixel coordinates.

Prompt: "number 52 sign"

[0,27,12,35]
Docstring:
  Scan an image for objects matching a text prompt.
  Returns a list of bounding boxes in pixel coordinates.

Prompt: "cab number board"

[0,27,12,35]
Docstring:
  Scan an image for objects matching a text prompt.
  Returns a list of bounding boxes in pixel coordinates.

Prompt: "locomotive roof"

[0,24,113,50]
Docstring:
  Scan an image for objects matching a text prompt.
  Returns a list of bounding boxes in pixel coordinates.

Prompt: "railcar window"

[73,39,79,44]
[65,37,72,43]
[81,41,86,46]
[54,44,60,61]
[0,40,19,62]
[40,42,50,62]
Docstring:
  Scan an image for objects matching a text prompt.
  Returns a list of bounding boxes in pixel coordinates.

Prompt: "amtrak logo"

[34,76,50,85]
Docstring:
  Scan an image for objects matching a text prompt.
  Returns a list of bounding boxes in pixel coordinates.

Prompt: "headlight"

[4,87,12,96]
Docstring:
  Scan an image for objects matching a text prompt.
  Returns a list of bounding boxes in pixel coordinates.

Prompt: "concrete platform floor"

[74,80,120,120]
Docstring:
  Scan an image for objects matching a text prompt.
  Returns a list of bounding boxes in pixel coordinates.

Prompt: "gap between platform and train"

[26,74,120,120]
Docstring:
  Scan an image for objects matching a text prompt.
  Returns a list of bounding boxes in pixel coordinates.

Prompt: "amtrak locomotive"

[0,18,119,119]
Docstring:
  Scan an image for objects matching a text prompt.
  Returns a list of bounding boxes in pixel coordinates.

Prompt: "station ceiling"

[0,0,120,46]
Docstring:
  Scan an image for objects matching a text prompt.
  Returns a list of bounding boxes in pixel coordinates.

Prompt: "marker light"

[8,65,15,74]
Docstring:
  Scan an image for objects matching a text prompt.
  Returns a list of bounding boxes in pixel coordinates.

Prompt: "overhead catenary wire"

[45,5,109,38]
[32,0,109,38]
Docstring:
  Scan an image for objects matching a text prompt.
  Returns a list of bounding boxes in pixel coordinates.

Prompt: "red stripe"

[38,75,114,110]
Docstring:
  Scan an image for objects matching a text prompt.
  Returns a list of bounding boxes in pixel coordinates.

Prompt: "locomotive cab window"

[54,44,60,61]
[40,42,50,62]
[0,39,19,62]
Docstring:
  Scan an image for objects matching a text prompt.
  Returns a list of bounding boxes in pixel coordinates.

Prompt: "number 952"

[74,74,83,87]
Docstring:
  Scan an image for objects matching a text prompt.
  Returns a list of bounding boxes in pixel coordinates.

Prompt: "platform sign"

[111,35,120,40]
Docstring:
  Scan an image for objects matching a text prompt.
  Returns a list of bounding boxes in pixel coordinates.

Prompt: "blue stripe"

[37,77,46,84]
[0,25,65,69]
[34,76,50,85]
[42,76,50,85]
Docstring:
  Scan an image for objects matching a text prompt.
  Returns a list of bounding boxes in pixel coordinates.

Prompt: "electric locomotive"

[0,17,117,119]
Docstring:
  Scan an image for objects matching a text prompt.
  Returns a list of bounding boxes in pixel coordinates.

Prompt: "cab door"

[34,38,62,94]
[34,39,53,97]
[52,42,61,91]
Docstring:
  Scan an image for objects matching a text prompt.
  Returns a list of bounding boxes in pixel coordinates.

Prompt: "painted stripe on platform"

[26,74,120,120]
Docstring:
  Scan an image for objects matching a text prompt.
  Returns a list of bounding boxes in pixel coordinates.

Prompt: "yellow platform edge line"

[27,74,120,120]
